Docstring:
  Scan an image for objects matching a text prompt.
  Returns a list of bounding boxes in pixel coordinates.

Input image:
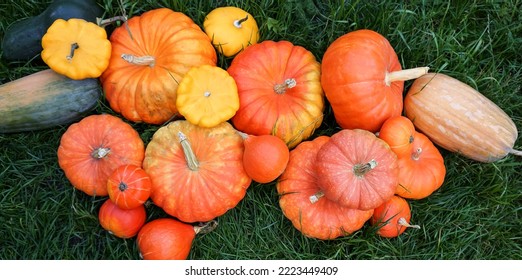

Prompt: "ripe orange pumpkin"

[227,40,324,148]
[315,129,399,211]
[371,195,420,238]
[321,29,428,132]
[395,132,446,199]
[241,133,290,183]
[142,120,251,223]
[57,114,145,196]
[98,199,146,239]
[107,164,151,210]
[137,218,216,260]
[277,136,374,240]
[100,8,217,124]
[379,116,416,158]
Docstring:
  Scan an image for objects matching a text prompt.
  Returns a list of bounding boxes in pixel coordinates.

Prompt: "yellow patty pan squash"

[41,18,111,80]
[176,65,239,128]
[203,6,259,57]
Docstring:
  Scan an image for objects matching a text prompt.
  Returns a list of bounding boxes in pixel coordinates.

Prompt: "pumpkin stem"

[91,147,111,159]
[178,131,199,171]
[96,15,127,27]
[385,66,429,86]
[194,220,218,235]
[274,78,297,94]
[118,182,128,192]
[309,191,324,204]
[121,54,156,67]
[66,43,79,61]
[398,217,421,229]
[353,159,378,177]
[233,15,249,28]
[412,147,423,161]
[509,148,522,157]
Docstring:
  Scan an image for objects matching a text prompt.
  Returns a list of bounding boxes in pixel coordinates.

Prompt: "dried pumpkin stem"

[353,159,377,177]
[398,217,421,229]
[91,147,110,159]
[66,43,79,61]
[509,148,522,157]
[178,131,199,171]
[385,66,429,86]
[194,220,218,235]
[412,147,423,161]
[309,191,324,204]
[233,15,249,28]
[96,15,127,27]
[274,78,297,94]
[121,54,156,67]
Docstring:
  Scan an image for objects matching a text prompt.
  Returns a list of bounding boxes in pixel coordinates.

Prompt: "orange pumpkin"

[321,29,428,132]
[379,116,416,158]
[315,129,399,211]
[396,132,446,199]
[107,164,151,210]
[371,195,420,238]
[241,133,290,183]
[227,40,324,148]
[57,114,145,196]
[100,8,217,124]
[142,120,251,223]
[98,199,146,239]
[277,136,374,240]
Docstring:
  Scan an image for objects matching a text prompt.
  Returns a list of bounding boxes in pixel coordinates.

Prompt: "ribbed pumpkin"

[100,8,217,124]
[378,116,416,158]
[277,136,374,240]
[404,73,521,162]
[142,120,251,223]
[321,29,428,132]
[227,40,324,148]
[315,129,399,211]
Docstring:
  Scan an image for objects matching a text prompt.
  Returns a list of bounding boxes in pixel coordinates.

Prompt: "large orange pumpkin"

[227,40,324,148]
[100,8,217,124]
[142,120,251,223]
[321,29,428,132]
[315,129,399,211]
[57,114,145,196]
[277,136,373,240]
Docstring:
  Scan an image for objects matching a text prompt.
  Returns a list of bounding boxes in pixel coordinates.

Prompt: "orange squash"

[371,195,420,238]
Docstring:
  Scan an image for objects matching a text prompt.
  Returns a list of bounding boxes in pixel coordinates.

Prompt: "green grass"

[1,0,521,260]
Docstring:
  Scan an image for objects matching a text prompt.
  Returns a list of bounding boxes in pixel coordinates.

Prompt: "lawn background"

[0,0,521,260]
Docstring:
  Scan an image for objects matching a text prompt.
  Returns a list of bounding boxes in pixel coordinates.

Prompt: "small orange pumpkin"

[241,133,290,184]
[371,195,420,238]
[378,116,416,158]
[98,199,146,239]
[107,164,151,210]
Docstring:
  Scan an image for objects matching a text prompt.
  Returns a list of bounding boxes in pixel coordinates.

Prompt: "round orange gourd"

[57,114,145,196]
[371,195,420,238]
[315,129,399,211]
[227,40,324,148]
[277,136,374,240]
[100,8,217,124]
[404,73,521,162]
[142,120,251,223]
[241,133,290,183]
[107,164,151,210]
[396,132,446,199]
[98,199,146,239]
[379,116,416,158]
[321,29,428,132]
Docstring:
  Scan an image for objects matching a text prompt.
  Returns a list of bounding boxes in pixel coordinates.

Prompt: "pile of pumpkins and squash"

[1,0,520,260]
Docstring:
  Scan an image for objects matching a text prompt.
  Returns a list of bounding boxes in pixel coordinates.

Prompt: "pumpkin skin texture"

[241,133,290,183]
[378,116,416,158]
[143,120,251,223]
[228,40,324,148]
[203,6,259,57]
[57,114,145,196]
[315,129,399,211]
[404,73,520,162]
[277,136,374,240]
[371,195,420,238]
[137,218,195,260]
[396,132,446,200]
[41,18,111,80]
[176,65,239,128]
[100,8,217,124]
[321,29,428,132]
[98,199,146,239]
[107,164,151,210]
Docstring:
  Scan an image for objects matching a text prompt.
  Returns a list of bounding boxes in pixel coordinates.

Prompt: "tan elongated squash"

[0,69,101,133]
[404,73,521,162]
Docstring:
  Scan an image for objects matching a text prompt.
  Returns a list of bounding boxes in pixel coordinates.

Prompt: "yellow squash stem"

[233,15,249,28]
[178,131,199,171]
[384,66,429,86]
